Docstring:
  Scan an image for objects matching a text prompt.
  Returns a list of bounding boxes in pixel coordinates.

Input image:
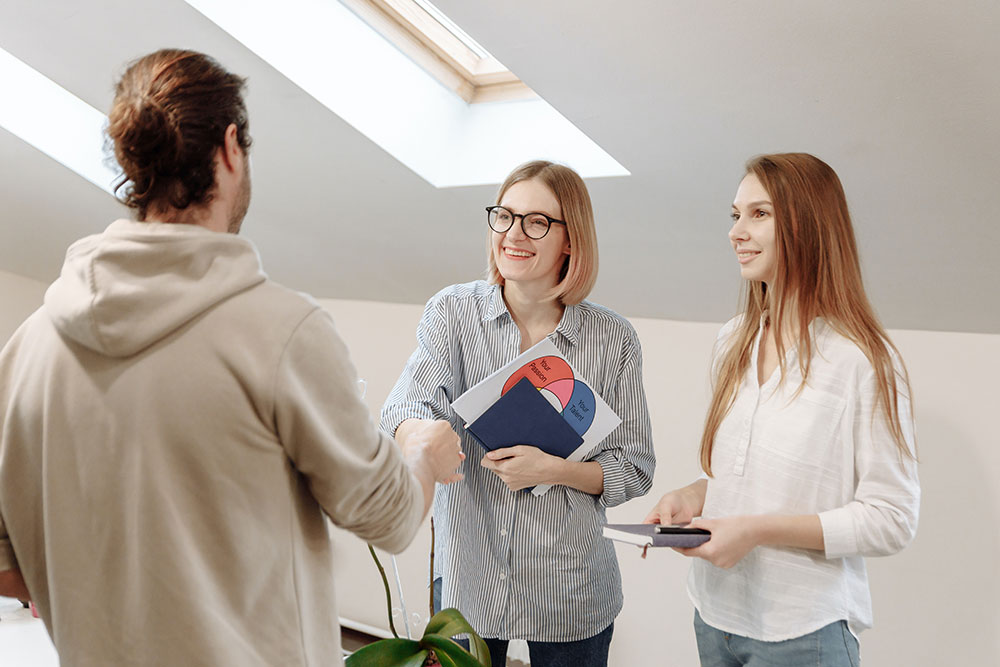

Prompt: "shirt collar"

[754,310,831,365]
[482,283,509,322]
[554,301,582,347]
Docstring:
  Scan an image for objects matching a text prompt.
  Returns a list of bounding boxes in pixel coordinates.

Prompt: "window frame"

[340,0,536,103]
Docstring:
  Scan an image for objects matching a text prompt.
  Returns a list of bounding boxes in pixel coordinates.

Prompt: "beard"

[227,158,251,234]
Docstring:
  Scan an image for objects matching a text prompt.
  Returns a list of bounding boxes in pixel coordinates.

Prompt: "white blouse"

[688,316,920,641]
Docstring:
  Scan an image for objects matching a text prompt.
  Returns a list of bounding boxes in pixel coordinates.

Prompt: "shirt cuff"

[592,450,625,508]
[379,404,436,438]
[819,506,858,559]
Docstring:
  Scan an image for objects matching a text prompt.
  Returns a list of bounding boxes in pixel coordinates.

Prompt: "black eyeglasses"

[486,205,566,240]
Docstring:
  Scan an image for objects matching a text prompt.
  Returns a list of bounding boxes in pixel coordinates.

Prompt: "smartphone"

[655,524,710,535]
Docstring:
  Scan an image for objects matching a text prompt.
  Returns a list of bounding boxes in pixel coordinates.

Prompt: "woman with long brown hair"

[646,153,920,665]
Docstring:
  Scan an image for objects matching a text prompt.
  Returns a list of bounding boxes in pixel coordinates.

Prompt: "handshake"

[398,418,466,487]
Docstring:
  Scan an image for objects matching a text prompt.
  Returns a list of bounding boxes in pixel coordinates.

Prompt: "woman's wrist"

[750,514,824,551]
[682,479,708,517]
[551,458,604,495]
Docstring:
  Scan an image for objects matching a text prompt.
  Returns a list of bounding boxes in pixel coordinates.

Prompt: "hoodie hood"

[44,219,267,358]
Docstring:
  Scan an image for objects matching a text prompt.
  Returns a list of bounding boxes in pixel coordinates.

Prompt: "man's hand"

[400,419,465,516]
[400,419,465,484]
[480,445,559,492]
[643,478,707,525]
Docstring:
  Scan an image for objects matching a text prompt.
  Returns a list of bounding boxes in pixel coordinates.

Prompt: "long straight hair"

[700,153,915,475]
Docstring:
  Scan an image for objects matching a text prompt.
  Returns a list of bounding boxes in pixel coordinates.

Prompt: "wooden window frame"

[340,0,536,103]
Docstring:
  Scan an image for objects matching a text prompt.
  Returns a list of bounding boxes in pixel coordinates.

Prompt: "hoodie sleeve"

[273,308,423,554]
[0,509,16,572]
[0,339,18,573]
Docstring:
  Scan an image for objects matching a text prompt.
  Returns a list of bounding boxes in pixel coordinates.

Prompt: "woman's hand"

[674,516,760,569]
[480,446,559,492]
[674,514,823,569]
[643,478,707,525]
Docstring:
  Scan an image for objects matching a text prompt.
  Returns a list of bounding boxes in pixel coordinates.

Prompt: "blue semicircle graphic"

[562,381,596,435]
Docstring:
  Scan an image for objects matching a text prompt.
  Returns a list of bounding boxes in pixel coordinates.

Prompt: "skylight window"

[414,0,489,58]
[340,0,532,103]
[185,0,629,187]
[0,47,118,195]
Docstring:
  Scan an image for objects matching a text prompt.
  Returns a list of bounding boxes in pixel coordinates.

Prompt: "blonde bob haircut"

[486,160,598,305]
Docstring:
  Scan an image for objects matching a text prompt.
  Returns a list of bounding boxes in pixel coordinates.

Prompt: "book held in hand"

[451,337,621,496]
[466,377,584,458]
[603,523,711,549]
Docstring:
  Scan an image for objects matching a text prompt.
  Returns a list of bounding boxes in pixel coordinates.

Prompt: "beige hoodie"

[0,220,423,666]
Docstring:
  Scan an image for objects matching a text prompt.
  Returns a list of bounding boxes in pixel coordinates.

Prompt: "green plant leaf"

[423,609,490,666]
[396,649,430,667]
[345,638,421,666]
[465,633,490,666]
[424,608,470,636]
[421,635,488,667]
[433,651,459,667]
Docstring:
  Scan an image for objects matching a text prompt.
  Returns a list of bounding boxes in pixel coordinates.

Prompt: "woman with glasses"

[645,153,920,666]
[381,160,655,667]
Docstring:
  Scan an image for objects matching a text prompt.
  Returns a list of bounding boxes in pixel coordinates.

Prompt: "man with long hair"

[0,49,464,665]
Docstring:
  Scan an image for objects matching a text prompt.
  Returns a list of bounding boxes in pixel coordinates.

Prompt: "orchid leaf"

[422,634,487,667]
[396,649,430,667]
[423,608,490,665]
[424,608,469,636]
[344,638,421,666]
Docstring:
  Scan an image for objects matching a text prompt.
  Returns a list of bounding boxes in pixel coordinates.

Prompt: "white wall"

[318,297,1000,666]
[1,273,996,664]
[0,270,47,343]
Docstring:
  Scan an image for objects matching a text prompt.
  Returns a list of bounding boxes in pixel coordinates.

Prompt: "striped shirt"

[689,315,920,641]
[380,281,656,642]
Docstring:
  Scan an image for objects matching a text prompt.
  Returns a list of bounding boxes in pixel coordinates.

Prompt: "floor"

[0,598,527,665]
[0,596,59,665]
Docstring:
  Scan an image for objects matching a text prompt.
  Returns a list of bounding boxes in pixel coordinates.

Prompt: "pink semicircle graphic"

[537,387,564,412]
[544,378,576,410]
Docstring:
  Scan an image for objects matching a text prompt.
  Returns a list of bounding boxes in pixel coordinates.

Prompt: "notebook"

[465,376,584,459]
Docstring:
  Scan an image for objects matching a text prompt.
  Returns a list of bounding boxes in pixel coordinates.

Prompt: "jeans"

[694,610,860,667]
[433,577,614,667]
[480,623,614,667]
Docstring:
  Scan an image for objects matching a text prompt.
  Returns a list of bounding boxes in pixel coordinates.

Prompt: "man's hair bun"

[106,49,251,219]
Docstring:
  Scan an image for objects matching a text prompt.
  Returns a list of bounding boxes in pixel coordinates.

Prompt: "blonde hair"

[486,161,598,305]
[700,153,915,475]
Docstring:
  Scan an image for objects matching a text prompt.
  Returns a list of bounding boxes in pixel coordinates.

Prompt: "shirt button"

[500,528,508,537]
[498,572,506,580]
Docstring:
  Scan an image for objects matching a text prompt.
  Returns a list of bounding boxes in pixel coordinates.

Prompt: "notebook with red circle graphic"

[452,338,622,496]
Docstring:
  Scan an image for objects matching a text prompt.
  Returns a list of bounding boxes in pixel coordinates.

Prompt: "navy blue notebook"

[466,376,584,459]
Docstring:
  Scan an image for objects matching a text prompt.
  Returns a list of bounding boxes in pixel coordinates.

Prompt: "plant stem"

[368,544,399,638]
[429,516,435,619]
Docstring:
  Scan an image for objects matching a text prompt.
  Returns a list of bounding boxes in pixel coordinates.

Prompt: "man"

[0,49,464,665]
